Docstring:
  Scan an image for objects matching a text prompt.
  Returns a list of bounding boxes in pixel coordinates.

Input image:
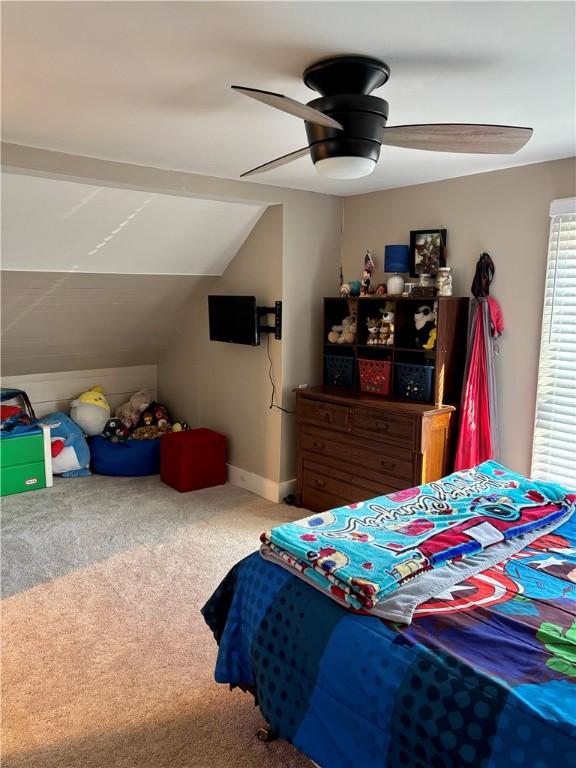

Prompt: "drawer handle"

[381,460,396,472]
[319,410,333,423]
[375,420,390,432]
[314,478,326,489]
[312,440,325,450]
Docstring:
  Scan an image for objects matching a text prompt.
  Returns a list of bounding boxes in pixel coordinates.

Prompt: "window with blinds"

[531,197,576,486]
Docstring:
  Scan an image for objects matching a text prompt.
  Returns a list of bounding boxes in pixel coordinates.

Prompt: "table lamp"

[384,244,410,295]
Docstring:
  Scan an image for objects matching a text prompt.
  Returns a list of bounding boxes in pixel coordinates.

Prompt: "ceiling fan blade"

[381,124,533,154]
[240,147,311,178]
[232,85,343,130]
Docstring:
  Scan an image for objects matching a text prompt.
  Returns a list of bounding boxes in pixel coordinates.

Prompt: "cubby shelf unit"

[323,295,469,406]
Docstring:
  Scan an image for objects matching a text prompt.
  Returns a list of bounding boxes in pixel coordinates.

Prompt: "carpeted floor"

[1,476,313,768]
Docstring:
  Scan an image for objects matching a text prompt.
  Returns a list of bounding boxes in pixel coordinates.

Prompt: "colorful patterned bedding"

[203,480,576,767]
[261,462,573,611]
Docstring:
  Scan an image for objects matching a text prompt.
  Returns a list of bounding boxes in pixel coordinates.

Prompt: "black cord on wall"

[266,333,295,414]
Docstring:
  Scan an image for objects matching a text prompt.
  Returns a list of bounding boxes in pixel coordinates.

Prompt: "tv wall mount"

[258,301,282,340]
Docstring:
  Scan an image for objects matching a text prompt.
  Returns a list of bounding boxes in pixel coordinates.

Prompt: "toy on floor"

[132,423,172,440]
[102,417,129,443]
[115,390,152,430]
[133,401,173,432]
[70,385,110,436]
[40,412,91,477]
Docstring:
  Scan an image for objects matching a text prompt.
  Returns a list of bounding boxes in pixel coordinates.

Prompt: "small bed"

[203,468,576,768]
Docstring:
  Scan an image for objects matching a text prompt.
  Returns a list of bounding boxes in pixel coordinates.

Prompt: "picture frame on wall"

[409,229,447,276]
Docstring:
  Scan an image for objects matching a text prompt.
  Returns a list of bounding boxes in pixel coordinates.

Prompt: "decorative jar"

[435,267,453,296]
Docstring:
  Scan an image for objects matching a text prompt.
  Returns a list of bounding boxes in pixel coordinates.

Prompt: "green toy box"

[0,426,53,497]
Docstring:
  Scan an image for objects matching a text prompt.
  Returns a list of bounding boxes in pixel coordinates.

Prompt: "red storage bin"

[161,428,226,492]
[358,358,392,395]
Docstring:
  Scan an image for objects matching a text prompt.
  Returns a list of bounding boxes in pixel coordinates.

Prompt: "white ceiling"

[2,1,574,196]
[1,173,266,274]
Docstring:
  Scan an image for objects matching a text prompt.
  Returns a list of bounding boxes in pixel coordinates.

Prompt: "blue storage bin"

[90,436,161,476]
[395,362,435,402]
[325,355,355,387]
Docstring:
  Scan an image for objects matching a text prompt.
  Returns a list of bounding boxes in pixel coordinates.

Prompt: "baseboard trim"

[227,464,296,503]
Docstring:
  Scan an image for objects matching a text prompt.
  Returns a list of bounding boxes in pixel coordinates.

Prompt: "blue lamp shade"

[384,244,410,273]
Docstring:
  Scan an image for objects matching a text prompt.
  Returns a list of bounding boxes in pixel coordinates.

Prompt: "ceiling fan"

[232,55,533,180]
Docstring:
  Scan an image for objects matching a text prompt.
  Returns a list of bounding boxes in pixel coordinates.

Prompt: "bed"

[203,469,576,768]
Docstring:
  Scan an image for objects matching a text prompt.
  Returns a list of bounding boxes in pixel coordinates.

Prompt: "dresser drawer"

[301,486,349,514]
[300,426,415,485]
[298,398,351,432]
[302,459,394,503]
[351,407,418,448]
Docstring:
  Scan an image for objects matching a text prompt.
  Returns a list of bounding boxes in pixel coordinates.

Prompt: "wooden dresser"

[295,386,455,512]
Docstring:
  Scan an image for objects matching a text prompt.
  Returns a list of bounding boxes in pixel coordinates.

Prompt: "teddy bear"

[115,390,152,430]
[338,315,356,344]
[328,324,343,343]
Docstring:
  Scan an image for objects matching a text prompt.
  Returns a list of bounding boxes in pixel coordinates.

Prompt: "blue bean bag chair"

[90,436,160,477]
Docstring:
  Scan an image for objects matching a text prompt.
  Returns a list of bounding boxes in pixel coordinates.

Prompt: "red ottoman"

[161,429,226,492]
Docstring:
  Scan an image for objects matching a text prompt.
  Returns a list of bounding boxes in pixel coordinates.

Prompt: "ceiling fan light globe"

[314,156,376,180]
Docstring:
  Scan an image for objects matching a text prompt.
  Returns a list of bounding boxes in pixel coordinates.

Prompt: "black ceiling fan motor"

[233,53,533,178]
[303,56,391,164]
[303,55,391,96]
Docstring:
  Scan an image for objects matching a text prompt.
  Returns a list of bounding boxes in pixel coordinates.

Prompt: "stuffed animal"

[378,320,391,345]
[339,315,356,344]
[132,423,172,440]
[39,411,91,477]
[328,301,357,345]
[380,302,395,346]
[328,324,343,343]
[366,317,380,345]
[70,385,110,436]
[115,390,152,429]
[102,417,129,443]
[152,403,170,427]
[414,304,436,349]
[340,281,361,298]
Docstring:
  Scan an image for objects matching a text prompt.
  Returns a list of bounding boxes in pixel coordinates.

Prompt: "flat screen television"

[208,295,260,346]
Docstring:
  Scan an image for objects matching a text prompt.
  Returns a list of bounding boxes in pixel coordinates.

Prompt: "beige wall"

[342,157,576,475]
[159,206,283,483]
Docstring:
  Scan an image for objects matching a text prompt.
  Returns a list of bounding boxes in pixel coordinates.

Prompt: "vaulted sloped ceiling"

[1,173,270,374]
[2,173,266,274]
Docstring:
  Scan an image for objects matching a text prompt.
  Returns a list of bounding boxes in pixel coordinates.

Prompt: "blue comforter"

[203,513,576,767]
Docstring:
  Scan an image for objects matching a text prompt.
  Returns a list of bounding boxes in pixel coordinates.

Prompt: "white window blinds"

[531,197,576,486]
